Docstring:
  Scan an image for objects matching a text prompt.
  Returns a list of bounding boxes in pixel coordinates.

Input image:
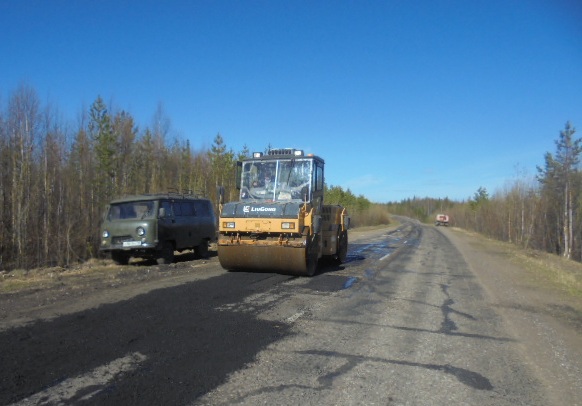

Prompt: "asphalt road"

[1,219,578,405]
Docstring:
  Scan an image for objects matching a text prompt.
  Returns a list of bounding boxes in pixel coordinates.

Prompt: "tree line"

[387,122,582,262]
[0,85,221,270]
[11,83,571,271]
[0,84,382,271]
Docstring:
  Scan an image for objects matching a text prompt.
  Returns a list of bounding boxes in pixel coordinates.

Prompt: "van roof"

[109,193,210,204]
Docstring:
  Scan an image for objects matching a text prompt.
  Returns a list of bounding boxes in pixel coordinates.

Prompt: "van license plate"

[123,241,141,247]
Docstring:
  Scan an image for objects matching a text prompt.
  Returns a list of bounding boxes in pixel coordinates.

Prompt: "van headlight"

[102,230,110,238]
[136,226,146,236]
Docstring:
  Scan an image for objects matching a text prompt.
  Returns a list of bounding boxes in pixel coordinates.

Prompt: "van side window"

[179,202,196,216]
[173,201,182,216]
[194,201,210,217]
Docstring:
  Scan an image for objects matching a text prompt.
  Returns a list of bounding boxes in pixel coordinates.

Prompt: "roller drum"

[218,244,316,276]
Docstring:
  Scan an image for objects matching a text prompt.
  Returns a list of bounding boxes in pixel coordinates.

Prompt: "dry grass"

[0,258,121,294]
[513,248,582,297]
[454,227,582,298]
[350,206,392,228]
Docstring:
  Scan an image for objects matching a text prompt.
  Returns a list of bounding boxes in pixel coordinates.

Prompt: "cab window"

[160,201,173,217]
[315,163,324,191]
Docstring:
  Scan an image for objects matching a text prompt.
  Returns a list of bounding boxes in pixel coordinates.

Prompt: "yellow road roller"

[218,148,349,276]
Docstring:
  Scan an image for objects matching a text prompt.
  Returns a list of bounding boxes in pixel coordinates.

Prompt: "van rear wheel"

[194,240,209,259]
[157,242,174,265]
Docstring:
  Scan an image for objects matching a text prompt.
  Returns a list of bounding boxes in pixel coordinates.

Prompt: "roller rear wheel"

[334,230,348,264]
[304,235,320,276]
[305,249,318,276]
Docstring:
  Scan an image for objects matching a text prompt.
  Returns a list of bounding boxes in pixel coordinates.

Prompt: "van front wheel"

[157,242,175,265]
[111,251,129,265]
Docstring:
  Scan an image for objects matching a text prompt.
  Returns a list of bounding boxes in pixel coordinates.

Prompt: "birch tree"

[0,96,8,268]
[538,122,581,259]
[7,84,40,268]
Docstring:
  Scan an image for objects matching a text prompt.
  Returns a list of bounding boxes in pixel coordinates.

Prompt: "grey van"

[99,193,216,265]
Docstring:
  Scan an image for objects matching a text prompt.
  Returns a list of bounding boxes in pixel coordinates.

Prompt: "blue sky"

[2,1,581,202]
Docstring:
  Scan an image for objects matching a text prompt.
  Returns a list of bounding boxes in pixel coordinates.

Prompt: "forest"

[1,84,578,271]
[386,121,581,261]
[0,84,378,271]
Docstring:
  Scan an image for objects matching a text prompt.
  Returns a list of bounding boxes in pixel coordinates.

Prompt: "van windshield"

[108,201,155,220]
[240,158,312,202]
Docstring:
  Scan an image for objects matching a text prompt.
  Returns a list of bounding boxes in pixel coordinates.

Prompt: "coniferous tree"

[135,129,154,193]
[112,111,137,194]
[89,96,116,202]
[208,133,235,200]
[538,122,581,259]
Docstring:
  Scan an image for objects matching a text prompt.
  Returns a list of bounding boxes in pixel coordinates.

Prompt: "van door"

[158,200,178,246]
[193,200,216,240]
[174,201,201,249]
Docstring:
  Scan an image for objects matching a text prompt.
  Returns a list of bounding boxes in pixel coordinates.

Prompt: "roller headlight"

[102,230,110,238]
[136,226,146,236]
[281,222,295,229]
[223,222,236,228]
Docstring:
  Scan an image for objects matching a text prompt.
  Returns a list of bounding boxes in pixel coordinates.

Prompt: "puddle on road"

[345,253,365,263]
[303,275,359,292]
[342,276,358,289]
[364,269,376,279]
[346,242,396,263]
[347,226,421,264]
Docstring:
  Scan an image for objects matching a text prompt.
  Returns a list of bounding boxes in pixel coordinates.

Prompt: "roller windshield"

[240,158,312,202]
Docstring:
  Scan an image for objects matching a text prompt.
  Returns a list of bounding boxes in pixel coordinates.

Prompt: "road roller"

[217,148,349,276]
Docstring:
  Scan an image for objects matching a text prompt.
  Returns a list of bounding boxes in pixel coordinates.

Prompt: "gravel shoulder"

[442,227,582,405]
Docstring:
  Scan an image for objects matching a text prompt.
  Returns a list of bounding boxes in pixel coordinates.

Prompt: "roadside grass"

[0,251,205,295]
[350,206,392,228]
[453,227,582,298]
[515,248,582,297]
[0,259,121,294]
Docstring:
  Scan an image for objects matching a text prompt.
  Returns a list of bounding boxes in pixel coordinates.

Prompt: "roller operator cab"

[218,148,350,276]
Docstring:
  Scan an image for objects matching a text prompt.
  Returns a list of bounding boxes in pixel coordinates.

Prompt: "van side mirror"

[102,205,110,221]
